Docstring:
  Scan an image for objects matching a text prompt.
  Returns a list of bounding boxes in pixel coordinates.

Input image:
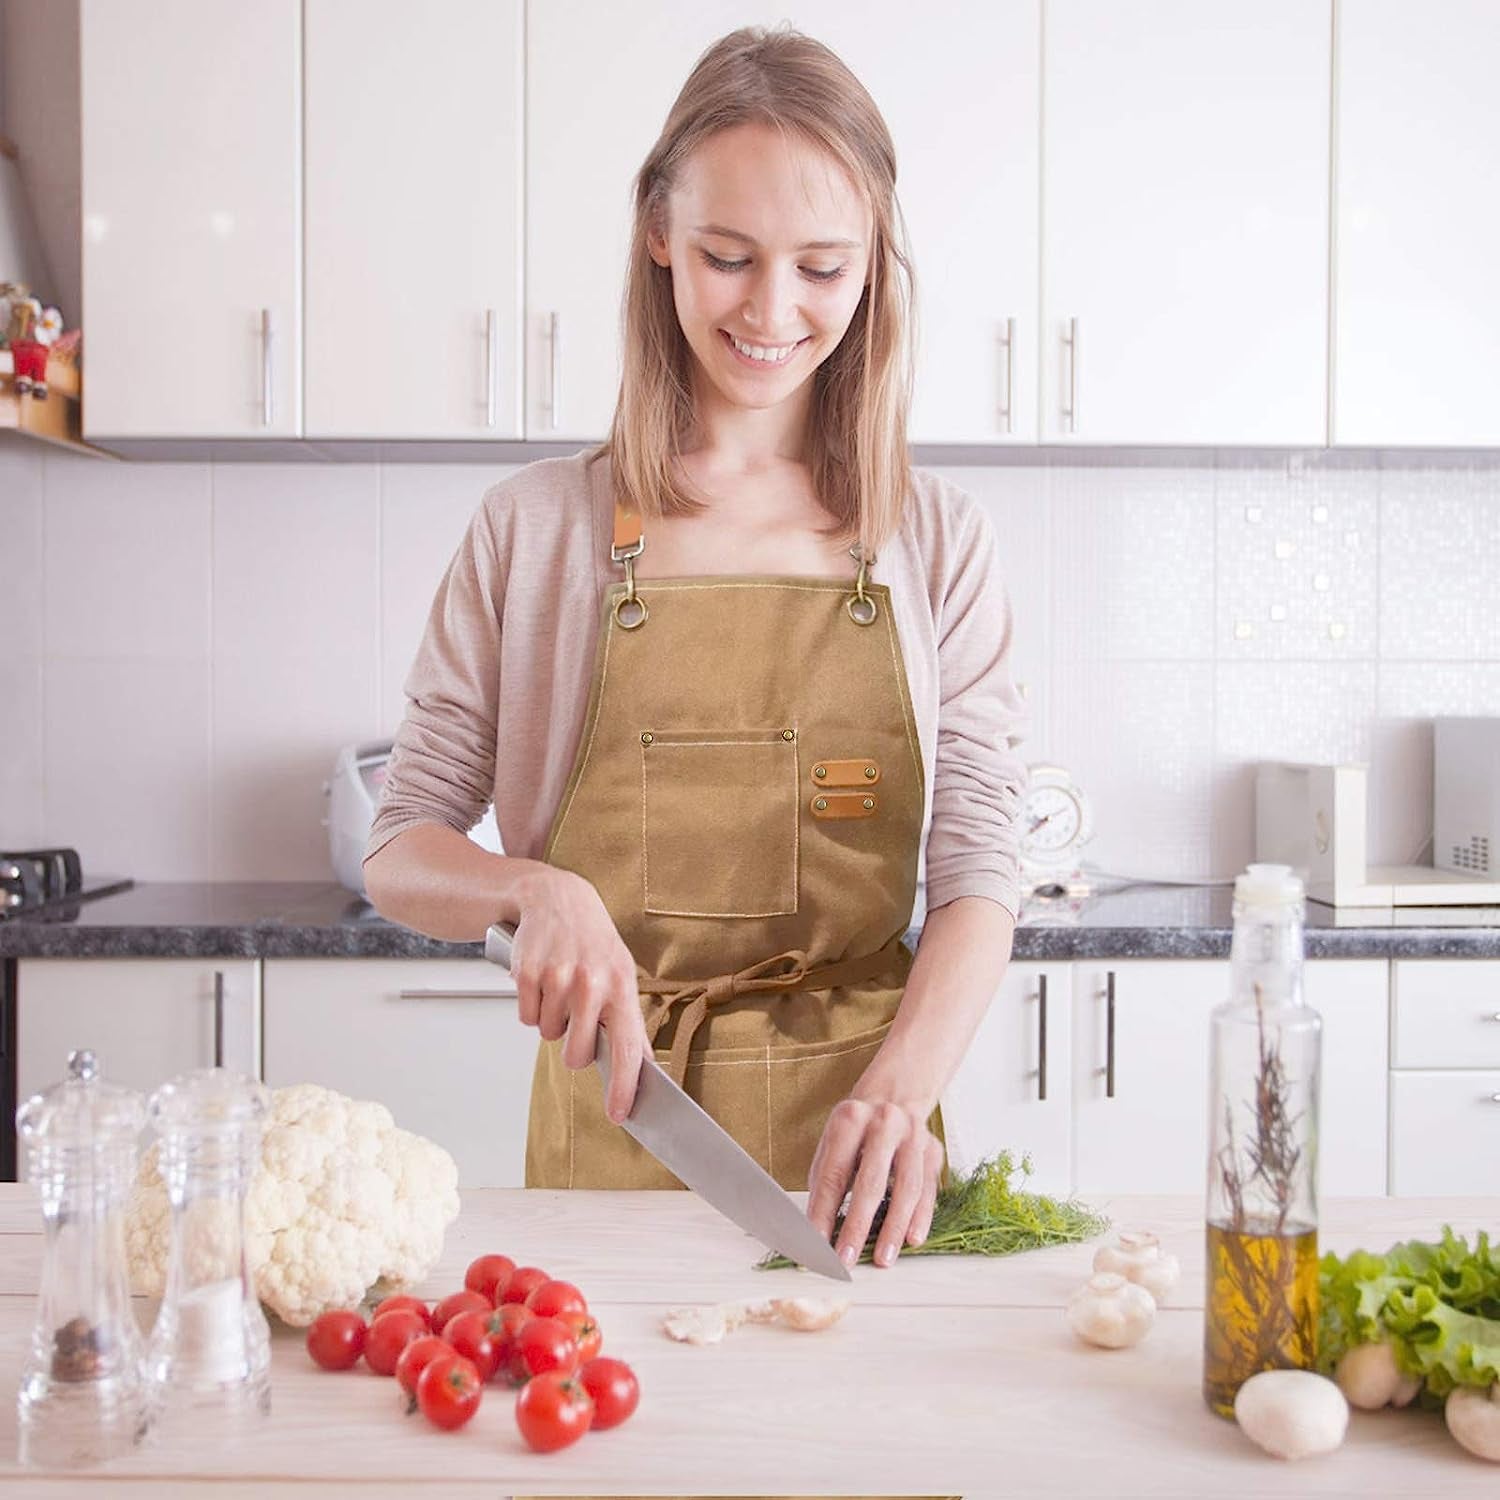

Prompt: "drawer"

[1392,960,1500,1068]
[1389,1071,1500,1194]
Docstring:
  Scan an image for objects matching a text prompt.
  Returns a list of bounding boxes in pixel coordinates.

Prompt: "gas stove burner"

[0,847,133,919]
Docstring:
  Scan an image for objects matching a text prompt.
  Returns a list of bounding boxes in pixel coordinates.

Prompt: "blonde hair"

[588,23,917,556]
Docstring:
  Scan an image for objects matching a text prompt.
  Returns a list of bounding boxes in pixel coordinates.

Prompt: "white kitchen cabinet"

[261,959,535,1189]
[1304,960,1389,1197]
[940,963,1071,1194]
[1040,0,1331,444]
[304,0,525,439]
[17,958,262,1105]
[80,0,302,439]
[782,2,1041,443]
[1332,1,1500,446]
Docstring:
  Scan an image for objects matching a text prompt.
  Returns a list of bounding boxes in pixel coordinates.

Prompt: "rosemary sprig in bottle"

[756,1150,1109,1270]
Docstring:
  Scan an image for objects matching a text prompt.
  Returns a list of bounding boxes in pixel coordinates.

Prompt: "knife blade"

[484,921,851,1281]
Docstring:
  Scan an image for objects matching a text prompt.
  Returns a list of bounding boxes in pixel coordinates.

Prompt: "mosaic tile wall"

[3,444,1498,884]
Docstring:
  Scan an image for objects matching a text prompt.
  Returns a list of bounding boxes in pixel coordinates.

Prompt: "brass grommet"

[814,797,828,812]
[614,594,648,630]
[864,766,877,779]
[640,732,654,746]
[782,728,796,741]
[813,765,827,778]
[862,797,875,810]
[846,593,878,626]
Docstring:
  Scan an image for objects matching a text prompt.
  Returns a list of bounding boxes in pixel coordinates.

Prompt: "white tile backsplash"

[4,446,1500,885]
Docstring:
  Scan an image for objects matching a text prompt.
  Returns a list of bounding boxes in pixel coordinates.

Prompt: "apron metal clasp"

[612,532,648,630]
[847,543,878,626]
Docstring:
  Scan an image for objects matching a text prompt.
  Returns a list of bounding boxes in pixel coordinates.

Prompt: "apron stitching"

[549,596,619,859]
[881,600,925,804]
[659,1034,888,1068]
[764,1045,774,1181]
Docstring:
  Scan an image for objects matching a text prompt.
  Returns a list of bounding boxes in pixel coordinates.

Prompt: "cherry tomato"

[416,1351,483,1431]
[486,1303,534,1383]
[306,1309,366,1371]
[525,1278,588,1321]
[364,1308,428,1376]
[515,1370,594,1453]
[579,1356,640,1430]
[499,1265,550,1306]
[464,1253,516,1304]
[395,1334,453,1405]
[371,1294,432,1331]
[507,1315,580,1385]
[443,1308,500,1382]
[561,1311,603,1363]
[431,1288,490,1335]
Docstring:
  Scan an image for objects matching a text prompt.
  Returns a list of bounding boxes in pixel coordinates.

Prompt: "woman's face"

[647,121,874,419]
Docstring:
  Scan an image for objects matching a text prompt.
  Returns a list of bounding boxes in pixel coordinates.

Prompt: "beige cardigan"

[365,447,1030,919]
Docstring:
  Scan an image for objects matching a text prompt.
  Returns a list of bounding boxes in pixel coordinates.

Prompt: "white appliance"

[1255,755,1500,908]
[1434,717,1500,879]
[324,739,502,899]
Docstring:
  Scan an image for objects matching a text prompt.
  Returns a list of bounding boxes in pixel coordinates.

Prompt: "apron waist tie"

[637,934,912,1089]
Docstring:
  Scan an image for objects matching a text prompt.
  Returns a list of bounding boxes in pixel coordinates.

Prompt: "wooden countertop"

[2,1187,1497,1496]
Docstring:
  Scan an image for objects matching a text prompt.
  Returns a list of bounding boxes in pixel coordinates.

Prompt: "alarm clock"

[1019,763,1093,889]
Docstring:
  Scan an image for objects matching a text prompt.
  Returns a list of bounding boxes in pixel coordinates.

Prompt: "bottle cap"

[1233,862,1305,908]
[15,1049,145,1149]
[148,1067,269,1138]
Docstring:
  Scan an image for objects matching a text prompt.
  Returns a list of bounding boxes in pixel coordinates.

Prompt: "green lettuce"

[1318,1226,1500,1400]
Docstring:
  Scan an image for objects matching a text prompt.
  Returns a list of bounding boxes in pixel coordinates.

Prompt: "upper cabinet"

[1041,0,1331,445]
[304,0,523,439]
[80,0,302,439]
[1332,0,1500,447]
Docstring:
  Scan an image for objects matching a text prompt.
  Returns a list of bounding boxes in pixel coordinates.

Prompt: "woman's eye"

[697,250,846,284]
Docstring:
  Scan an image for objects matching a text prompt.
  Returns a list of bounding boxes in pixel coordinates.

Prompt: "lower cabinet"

[16,957,261,1105]
[261,959,535,1190]
[943,958,1389,1199]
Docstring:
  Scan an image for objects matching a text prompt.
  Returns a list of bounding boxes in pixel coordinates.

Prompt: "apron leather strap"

[638,934,912,1088]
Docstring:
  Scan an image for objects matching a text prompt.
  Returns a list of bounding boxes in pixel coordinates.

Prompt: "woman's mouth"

[720,329,810,369]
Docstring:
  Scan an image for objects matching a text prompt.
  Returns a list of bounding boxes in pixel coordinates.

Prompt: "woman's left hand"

[805,1092,943,1269]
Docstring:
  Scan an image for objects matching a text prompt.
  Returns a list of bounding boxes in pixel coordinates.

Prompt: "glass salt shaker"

[15,1049,151,1466]
[143,1067,271,1433]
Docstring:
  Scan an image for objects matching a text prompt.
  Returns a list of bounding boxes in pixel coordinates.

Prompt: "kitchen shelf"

[0,355,113,459]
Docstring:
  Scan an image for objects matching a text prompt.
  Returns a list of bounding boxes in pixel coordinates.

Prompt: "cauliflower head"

[126,1082,460,1326]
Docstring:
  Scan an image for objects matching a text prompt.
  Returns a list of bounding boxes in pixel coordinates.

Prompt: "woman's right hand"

[510,868,647,1124]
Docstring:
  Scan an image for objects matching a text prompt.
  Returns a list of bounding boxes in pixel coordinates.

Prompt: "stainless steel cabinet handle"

[260,308,274,427]
[1036,973,1048,1102]
[547,310,561,431]
[484,308,497,428]
[1104,969,1116,1099]
[998,316,1015,435]
[1062,316,1079,434]
[396,988,517,1000]
[213,970,225,1068]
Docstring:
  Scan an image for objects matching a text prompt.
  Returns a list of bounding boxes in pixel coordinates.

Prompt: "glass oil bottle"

[15,1050,151,1466]
[1203,863,1322,1417]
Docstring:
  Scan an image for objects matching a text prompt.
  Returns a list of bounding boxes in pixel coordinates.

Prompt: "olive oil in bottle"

[1202,864,1322,1418]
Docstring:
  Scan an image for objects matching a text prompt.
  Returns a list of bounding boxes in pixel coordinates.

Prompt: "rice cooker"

[324,739,502,898]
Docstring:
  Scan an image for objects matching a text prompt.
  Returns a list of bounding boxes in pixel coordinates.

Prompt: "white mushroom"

[1234,1370,1349,1460]
[772,1296,850,1332]
[1065,1272,1156,1349]
[1091,1229,1181,1304]
[1445,1383,1500,1463]
[1391,1372,1423,1408]
[1335,1341,1408,1409]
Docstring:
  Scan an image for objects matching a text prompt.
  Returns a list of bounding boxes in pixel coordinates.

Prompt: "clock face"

[1019,765,1092,873]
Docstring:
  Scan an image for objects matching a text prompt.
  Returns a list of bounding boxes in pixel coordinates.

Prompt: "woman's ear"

[645,225,670,268]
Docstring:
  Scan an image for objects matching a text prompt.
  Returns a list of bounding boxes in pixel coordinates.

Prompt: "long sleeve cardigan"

[365,446,1030,919]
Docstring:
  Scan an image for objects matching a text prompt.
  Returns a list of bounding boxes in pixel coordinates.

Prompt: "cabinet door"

[262,959,534,1189]
[1390,1072,1500,1195]
[784,2,1040,443]
[1041,0,1330,443]
[940,963,1071,1194]
[1303,960,1388,1196]
[1333,1,1500,445]
[17,959,262,1104]
[80,0,301,438]
[525,0,791,441]
[1072,960,1221,1194]
[304,0,524,438]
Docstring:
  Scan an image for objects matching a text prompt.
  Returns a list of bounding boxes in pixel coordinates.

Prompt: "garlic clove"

[661,1305,729,1345]
[772,1296,850,1332]
[1234,1370,1349,1460]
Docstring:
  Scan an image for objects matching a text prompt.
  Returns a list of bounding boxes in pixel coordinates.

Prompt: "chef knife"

[484,920,851,1281]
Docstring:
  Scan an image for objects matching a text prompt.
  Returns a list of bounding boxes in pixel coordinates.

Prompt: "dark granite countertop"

[3,881,1500,959]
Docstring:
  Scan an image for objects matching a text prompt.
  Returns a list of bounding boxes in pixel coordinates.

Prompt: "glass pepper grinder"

[15,1049,151,1466]
[142,1067,271,1433]
[1203,862,1323,1417]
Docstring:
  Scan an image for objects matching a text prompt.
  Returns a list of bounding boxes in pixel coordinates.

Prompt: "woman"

[363,23,1027,1271]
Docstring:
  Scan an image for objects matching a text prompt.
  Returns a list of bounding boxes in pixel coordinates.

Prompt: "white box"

[1434,717,1500,878]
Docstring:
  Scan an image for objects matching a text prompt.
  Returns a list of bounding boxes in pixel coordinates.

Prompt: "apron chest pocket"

[641,727,800,918]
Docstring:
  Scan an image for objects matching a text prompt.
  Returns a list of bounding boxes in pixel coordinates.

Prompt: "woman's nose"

[741,264,802,338]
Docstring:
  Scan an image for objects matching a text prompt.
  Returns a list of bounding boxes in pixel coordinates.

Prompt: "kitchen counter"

[1,1187,1496,1495]
[3,880,1500,959]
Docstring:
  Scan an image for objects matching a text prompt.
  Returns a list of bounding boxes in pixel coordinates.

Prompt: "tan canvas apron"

[523,490,935,1192]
